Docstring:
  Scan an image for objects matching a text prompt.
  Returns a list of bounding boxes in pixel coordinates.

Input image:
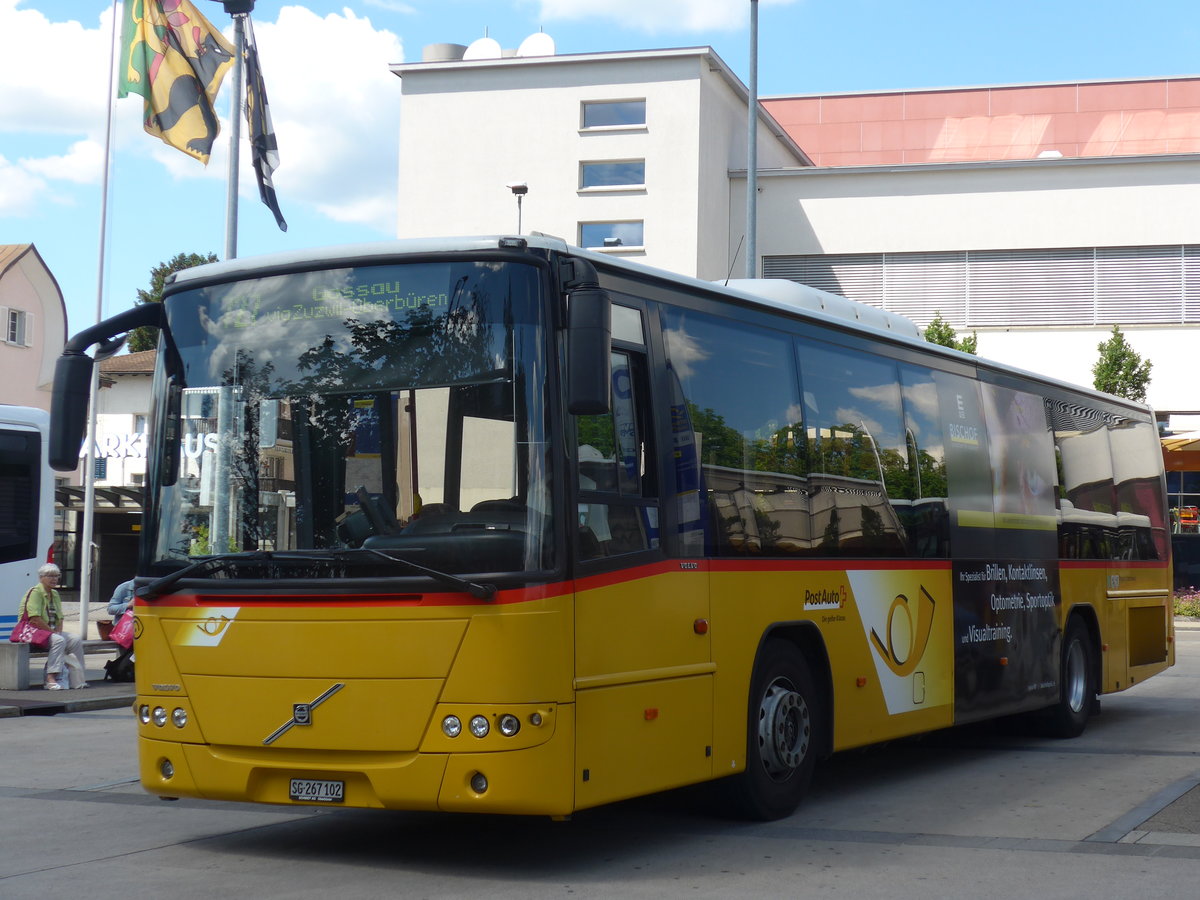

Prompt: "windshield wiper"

[137,550,335,600]
[137,552,267,600]
[355,548,497,600]
[138,549,497,601]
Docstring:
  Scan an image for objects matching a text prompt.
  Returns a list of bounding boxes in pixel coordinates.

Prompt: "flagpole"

[224,7,247,261]
[79,0,122,641]
[746,0,759,279]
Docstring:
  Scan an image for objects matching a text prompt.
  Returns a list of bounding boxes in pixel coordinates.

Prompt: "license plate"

[289,778,344,803]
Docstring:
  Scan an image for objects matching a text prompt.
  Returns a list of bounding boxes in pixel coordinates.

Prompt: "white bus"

[0,405,54,634]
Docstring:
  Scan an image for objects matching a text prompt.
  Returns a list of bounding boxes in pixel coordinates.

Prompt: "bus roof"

[164,235,1152,418]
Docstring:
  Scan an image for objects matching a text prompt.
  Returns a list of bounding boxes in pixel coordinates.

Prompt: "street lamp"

[507,182,528,234]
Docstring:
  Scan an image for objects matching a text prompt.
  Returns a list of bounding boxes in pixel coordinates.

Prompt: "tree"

[923,312,978,355]
[126,252,219,352]
[1092,324,1152,402]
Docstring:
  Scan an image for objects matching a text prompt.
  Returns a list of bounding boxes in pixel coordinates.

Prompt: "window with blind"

[763,245,1200,328]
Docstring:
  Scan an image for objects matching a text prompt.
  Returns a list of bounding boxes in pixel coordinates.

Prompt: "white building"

[391,47,1200,422]
[394,47,807,280]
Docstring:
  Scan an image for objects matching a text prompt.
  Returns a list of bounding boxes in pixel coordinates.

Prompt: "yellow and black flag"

[118,0,235,164]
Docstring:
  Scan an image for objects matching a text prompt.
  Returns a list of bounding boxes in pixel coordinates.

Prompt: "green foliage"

[1174,588,1200,618]
[127,251,219,352]
[923,312,978,355]
[1092,325,1151,402]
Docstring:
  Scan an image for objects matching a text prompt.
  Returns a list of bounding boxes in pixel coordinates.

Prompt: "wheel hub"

[1064,639,1086,714]
[757,678,811,780]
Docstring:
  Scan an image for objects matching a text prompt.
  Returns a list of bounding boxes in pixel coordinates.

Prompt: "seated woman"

[18,564,87,691]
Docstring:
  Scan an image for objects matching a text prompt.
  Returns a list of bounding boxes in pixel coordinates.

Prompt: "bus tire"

[1044,617,1096,738]
[727,639,820,820]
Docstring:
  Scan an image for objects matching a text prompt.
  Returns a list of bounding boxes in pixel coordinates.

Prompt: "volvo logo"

[262,684,345,745]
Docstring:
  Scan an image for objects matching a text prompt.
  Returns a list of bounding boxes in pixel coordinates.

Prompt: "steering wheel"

[355,486,389,535]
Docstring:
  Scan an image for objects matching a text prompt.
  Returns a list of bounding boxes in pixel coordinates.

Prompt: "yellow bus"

[49,236,1173,819]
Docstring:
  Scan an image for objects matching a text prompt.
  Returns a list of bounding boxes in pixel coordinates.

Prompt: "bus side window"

[898,365,950,557]
[1049,400,1116,560]
[797,339,909,557]
[1109,418,1167,560]
[576,349,658,560]
[662,308,803,557]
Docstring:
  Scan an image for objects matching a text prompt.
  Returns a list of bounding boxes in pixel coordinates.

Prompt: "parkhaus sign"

[79,432,148,459]
[79,432,223,460]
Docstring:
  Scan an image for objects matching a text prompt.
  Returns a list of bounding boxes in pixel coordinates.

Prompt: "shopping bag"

[110,609,135,649]
[9,613,53,651]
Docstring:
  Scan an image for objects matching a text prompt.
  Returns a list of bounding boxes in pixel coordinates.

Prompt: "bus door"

[1106,418,1172,686]
[572,303,713,808]
[938,374,1062,723]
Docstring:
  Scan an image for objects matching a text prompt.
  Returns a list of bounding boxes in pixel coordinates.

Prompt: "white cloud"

[22,139,105,184]
[0,2,404,232]
[0,154,45,216]
[248,6,405,231]
[532,0,799,33]
[0,0,112,136]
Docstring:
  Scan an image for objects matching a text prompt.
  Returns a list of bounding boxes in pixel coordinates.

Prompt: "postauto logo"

[868,586,935,678]
[849,571,950,714]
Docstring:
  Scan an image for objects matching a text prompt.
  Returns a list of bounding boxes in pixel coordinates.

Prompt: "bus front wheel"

[728,639,820,820]
[1043,617,1096,738]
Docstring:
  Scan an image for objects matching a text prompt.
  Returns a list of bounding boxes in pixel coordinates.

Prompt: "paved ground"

[0,648,135,717]
[4,613,1198,829]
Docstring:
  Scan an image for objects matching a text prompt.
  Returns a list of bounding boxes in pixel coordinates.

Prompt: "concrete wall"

[742,155,1200,257]
[393,47,1200,414]
[731,156,1200,410]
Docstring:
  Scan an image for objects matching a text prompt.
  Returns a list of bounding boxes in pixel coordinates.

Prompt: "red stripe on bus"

[144,554,1169,610]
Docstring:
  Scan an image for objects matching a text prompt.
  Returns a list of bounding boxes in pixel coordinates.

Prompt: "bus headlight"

[171,708,188,728]
[152,707,168,727]
[442,715,462,738]
[139,705,151,725]
[498,714,520,737]
[469,715,490,738]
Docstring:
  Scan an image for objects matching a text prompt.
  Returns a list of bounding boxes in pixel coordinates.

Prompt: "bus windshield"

[147,259,552,582]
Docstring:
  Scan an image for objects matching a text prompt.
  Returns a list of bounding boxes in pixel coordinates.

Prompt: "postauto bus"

[48,236,1172,820]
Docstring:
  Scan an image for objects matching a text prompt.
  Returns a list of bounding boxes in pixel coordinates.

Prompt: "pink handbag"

[10,590,53,650]
[110,609,135,649]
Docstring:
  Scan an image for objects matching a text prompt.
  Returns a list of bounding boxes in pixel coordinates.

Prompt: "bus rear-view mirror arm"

[49,303,168,472]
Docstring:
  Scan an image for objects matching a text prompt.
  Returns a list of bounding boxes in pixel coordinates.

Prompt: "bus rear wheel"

[728,639,820,820]
[1043,617,1096,738]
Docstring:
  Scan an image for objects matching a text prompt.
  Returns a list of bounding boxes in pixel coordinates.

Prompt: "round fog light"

[152,707,168,727]
[470,772,488,794]
[469,715,489,738]
[172,708,188,728]
[442,715,462,738]
[159,758,175,779]
[498,714,520,737]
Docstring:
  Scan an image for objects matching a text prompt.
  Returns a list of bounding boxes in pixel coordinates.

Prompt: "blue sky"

[3,0,1200,340]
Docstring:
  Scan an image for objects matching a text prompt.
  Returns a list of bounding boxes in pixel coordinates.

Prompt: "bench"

[0,615,121,690]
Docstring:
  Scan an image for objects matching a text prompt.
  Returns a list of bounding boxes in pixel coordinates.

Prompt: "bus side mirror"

[49,353,94,471]
[49,301,168,472]
[159,381,182,486]
[567,287,612,415]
